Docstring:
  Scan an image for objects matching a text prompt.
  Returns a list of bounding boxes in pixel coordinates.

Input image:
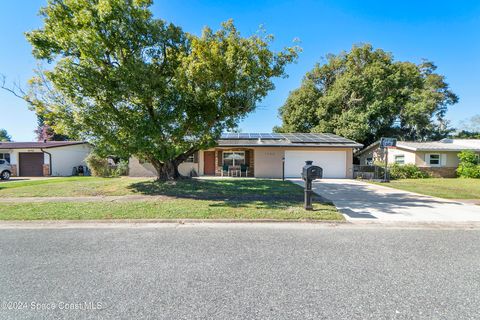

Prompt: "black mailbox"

[302,161,323,181]
[302,161,323,210]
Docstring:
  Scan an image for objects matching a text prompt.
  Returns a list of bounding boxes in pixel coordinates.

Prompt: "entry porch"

[202,148,255,177]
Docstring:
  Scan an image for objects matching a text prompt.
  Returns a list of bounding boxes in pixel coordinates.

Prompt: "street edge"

[0,218,479,230]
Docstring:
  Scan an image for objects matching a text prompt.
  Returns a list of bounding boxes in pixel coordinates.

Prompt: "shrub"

[456,164,480,178]
[457,150,480,178]
[114,159,129,176]
[389,164,430,180]
[458,150,478,165]
[85,153,111,177]
[86,154,129,177]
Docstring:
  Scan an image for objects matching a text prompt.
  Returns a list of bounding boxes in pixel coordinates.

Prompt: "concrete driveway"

[292,179,480,223]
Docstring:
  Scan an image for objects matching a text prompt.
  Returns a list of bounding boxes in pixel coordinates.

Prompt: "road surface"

[0,224,479,319]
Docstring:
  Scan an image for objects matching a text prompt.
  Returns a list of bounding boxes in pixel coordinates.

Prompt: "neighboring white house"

[129,133,363,179]
[0,141,92,177]
[356,139,480,177]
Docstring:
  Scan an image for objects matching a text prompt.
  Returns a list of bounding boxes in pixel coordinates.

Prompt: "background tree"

[0,129,12,142]
[453,115,480,138]
[25,0,298,180]
[34,115,69,142]
[275,44,458,146]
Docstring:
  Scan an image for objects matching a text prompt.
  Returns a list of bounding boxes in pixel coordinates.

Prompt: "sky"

[0,0,479,141]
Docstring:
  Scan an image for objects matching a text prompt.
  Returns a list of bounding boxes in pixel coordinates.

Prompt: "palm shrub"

[457,150,480,178]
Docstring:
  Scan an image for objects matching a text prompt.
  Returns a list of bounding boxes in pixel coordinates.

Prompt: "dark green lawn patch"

[128,178,305,200]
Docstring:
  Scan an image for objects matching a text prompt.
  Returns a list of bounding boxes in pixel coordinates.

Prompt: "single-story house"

[0,141,92,177]
[129,133,363,179]
[356,139,480,177]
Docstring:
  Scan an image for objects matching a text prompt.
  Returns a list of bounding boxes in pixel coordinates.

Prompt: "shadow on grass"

[128,178,324,210]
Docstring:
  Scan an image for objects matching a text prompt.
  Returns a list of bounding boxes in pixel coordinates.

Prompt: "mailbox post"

[302,161,323,210]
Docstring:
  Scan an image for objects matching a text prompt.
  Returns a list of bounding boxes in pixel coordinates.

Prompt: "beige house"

[129,133,362,179]
[356,139,480,177]
[0,141,92,177]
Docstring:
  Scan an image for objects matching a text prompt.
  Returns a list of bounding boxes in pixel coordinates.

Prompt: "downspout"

[40,148,52,176]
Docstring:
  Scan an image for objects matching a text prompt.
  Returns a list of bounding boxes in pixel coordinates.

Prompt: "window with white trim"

[0,153,10,163]
[394,155,405,165]
[365,157,373,165]
[428,154,440,166]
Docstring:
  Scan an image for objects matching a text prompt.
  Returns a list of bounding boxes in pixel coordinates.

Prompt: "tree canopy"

[0,129,12,142]
[275,44,458,146]
[26,0,299,179]
[454,115,480,138]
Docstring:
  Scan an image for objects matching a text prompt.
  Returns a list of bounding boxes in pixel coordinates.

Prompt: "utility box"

[302,161,323,210]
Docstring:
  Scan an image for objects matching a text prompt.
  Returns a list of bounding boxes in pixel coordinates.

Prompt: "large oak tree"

[275,44,458,146]
[26,0,298,179]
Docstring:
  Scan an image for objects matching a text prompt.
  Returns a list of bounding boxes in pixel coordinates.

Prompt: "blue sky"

[1,0,479,141]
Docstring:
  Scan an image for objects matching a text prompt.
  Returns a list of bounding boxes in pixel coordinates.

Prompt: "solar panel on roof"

[219,132,356,143]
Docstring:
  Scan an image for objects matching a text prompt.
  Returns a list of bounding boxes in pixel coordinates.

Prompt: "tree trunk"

[158,161,180,181]
[148,149,198,181]
[153,160,181,181]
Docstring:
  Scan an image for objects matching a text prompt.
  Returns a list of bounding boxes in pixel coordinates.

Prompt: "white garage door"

[284,150,347,178]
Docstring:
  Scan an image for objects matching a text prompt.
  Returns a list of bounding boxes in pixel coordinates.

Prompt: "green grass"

[0,177,342,221]
[0,177,147,197]
[0,200,340,221]
[373,178,480,199]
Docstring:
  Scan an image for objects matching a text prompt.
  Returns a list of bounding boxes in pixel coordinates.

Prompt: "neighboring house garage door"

[19,152,44,177]
[284,150,346,178]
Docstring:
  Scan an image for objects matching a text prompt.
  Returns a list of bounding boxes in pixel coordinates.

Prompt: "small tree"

[25,0,299,180]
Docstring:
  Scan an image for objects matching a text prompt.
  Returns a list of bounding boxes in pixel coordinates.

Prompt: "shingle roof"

[218,133,363,148]
[397,139,480,151]
[356,139,480,156]
[0,141,88,149]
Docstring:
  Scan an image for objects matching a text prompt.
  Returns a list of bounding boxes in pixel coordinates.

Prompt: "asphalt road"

[0,224,479,320]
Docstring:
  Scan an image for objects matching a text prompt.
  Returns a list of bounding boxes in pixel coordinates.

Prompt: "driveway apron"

[291,179,480,223]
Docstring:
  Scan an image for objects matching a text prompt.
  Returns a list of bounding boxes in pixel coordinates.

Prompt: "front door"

[203,151,215,175]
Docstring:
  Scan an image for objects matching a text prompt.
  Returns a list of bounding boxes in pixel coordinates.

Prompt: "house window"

[428,154,440,166]
[0,153,10,163]
[366,157,373,165]
[185,154,195,163]
[223,151,245,167]
[394,155,405,165]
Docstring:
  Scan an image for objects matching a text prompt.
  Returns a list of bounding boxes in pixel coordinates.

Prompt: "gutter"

[40,148,52,176]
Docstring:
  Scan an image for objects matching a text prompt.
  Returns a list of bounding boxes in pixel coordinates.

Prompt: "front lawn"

[0,177,342,221]
[0,177,146,197]
[373,178,480,199]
